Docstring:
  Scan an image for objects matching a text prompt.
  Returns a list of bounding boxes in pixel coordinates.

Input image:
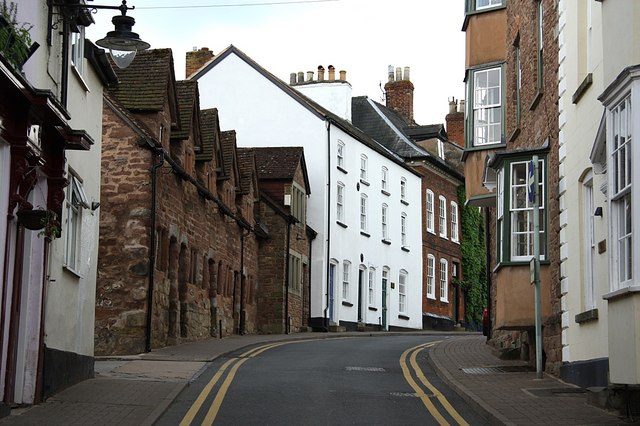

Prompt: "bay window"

[466,64,505,148]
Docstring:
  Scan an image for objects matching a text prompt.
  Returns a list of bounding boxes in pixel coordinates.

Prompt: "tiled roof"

[236,149,256,195]
[220,130,238,181]
[172,80,198,140]
[198,108,218,162]
[252,147,302,180]
[107,49,174,111]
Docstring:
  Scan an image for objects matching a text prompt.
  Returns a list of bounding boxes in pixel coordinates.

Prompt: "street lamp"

[95,1,150,68]
[50,0,149,69]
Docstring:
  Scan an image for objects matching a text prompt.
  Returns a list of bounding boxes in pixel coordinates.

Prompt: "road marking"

[179,339,312,425]
[345,366,386,372]
[399,341,469,426]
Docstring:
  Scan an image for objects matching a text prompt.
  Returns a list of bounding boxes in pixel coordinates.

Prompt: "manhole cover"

[462,365,533,374]
[524,387,586,398]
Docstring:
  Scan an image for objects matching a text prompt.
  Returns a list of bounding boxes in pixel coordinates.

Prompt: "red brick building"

[95,49,263,355]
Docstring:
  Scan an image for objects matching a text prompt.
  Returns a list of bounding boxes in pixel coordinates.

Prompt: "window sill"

[401,246,410,252]
[572,73,593,104]
[381,239,391,245]
[398,314,410,320]
[463,142,507,159]
[71,65,90,93]
[451,239,460,245]
[336,221,348,228]
[575,308,598,324]
[337,166,348,174]
[368,306,378,312]
[63,264,82,279]
[401,200,409,206]
[342,301,354,307]
[381,189,390,196]
[603,285,640,301]
[359,179,370,186]
[427,229,435,235]
[440,299,449,304]
[426,295,436,300]
[440,235,448,240]
[360,231,370,238]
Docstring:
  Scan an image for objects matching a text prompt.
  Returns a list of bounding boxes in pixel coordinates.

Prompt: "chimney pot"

[290,73,297,85]
[449,97,458,114]
[307,71,314,82]
[339,70,346,81]
[388,65,394,82]
[395,67,402,82]
[403,66,410,81]
[459,99,465,113]
[318,65,325,81]
[297,71,304,83]
[328,65,335,81]
[201,47,209,51]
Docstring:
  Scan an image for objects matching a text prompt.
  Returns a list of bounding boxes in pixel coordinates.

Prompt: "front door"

[328,263,336,324]
[381,269,388,330]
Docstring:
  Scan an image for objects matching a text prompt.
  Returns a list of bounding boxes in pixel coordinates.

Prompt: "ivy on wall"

[457,185,487,327]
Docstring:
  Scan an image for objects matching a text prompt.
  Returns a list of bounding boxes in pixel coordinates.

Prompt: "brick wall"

[96,95,261,355]
[385,79,414,123]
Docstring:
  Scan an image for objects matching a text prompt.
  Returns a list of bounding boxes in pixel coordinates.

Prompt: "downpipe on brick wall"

[145,147,164,352]
[238,228,251,335]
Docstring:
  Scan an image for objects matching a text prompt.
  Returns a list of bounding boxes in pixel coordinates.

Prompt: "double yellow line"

[179,341,300,426]
[399,342,469,426]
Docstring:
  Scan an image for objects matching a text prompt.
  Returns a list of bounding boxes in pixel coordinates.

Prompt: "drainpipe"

[323,119,332,331]
[145,148,164,352]
[485,208,492,339]
[284,218,292,334]
[239,229,250,335]
[61,16,70,108]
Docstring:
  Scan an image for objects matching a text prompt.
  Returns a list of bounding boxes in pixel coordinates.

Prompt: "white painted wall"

[558,0,609,364]
[196,50,423,329]
[294,81,353,122]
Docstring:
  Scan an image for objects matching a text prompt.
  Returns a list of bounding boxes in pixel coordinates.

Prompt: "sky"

[87,0,466,126]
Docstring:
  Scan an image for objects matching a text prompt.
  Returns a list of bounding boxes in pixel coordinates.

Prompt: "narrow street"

[157,336,487,426]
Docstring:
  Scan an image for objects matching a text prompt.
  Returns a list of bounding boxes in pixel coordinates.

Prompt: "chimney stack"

[186,47,214,79]
[384,65,415,123]
[445,97,465,148]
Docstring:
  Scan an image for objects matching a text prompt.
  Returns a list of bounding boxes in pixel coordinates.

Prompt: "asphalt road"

[157,335,489,426]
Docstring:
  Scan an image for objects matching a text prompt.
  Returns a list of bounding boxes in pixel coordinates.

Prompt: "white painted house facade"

[190,46,423,330]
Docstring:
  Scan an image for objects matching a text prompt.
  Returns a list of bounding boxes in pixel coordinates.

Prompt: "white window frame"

[451,201,459,243]
[400,177,407,202]
[439,195,447,238]
[398,270,407,313]
[426,189,435,234]
[337,140,345,169]
[439,258,449,302]
[368,267,375,306]
[401,212,407,247]
[509,159,545,261]
[342,260,351,301]
[381,166,389,192]
[382,203,389,241]
[360,154,368,182]
[475,0,502,11]
[336,181,345,223]
[360,193,368,233]
[609,95,633,289]
[582,173,595,310]
[470,66,503,146]
[71,26,85,77]
[65,175,89,272]
[426,254,436,299]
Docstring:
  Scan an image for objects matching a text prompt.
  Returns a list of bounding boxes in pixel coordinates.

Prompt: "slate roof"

[351,96,464,179]
[190,45,418,176]
[108,49,176,112]
[198,108,218,162]
[172,80,199,141]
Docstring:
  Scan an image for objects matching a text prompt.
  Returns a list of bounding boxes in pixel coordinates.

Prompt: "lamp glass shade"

[95,14,150,68]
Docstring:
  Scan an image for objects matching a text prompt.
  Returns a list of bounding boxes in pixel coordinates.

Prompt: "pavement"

[0,331,634,425]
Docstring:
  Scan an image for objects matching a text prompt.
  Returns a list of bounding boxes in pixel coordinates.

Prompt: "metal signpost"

[528,156,543,379]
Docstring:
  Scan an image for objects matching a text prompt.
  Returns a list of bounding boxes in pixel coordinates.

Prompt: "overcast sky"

[88,0,465,125]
